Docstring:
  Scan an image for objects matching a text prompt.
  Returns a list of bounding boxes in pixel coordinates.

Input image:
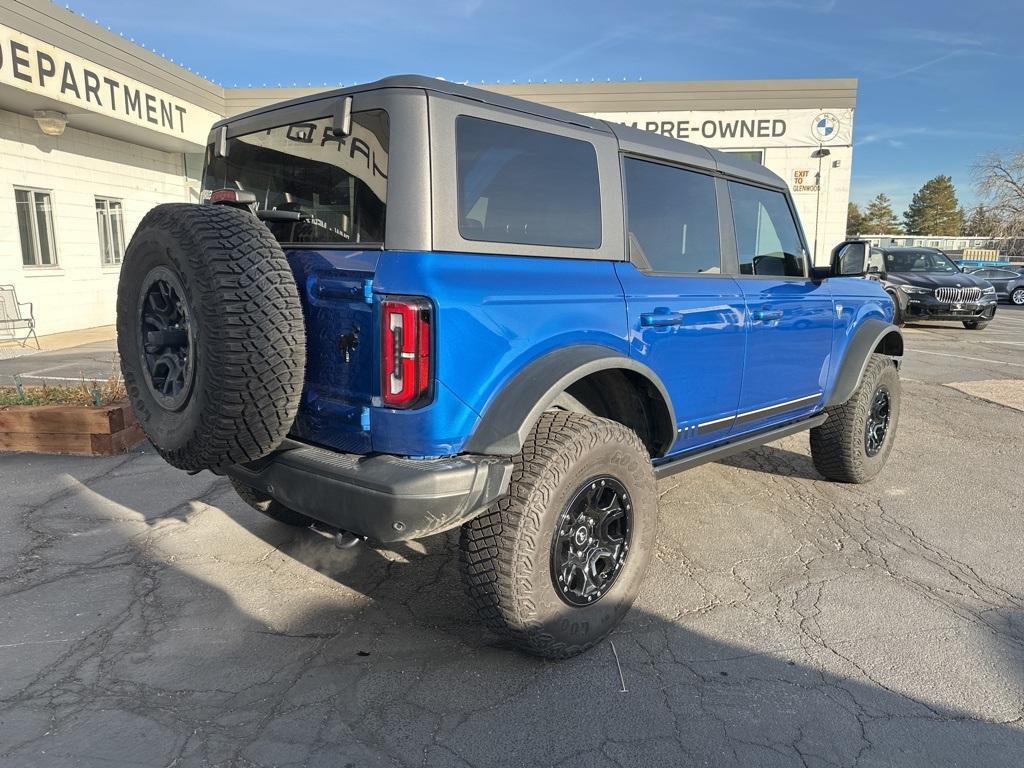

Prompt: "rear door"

[203,105,391,453]
[727,180,834,431]
[616,157,746,455]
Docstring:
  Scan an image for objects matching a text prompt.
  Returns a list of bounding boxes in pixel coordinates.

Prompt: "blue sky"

[68,0,1022,214]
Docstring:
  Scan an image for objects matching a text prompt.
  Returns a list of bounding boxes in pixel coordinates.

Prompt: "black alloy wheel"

[137,266,194,411]
[550,475,632,606]
[864,386,891,457]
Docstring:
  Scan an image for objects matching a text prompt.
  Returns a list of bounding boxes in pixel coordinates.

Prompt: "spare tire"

[116,203,306,472]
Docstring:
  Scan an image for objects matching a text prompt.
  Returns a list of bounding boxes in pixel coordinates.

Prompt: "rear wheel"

[810,354,900,484]
[963,320,988,330]
[459,412,658,659]
[230,477,313,527]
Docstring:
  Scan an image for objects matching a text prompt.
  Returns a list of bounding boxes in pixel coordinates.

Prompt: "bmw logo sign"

[812,112,840,143]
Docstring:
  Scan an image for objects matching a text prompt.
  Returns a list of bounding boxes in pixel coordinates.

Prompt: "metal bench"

[0,285,40,349]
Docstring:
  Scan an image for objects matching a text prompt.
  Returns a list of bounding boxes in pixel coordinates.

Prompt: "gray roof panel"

[607,121,786,188]
[606,121,717,171]
[217,75,789,190]
[216,75,613,134]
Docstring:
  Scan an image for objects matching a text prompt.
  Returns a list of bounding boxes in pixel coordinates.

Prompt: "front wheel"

[810,354,900,484]
[459,412,658,659]
[887,291,905,327]
[1010,288,1024,306]
[963,320,989,330]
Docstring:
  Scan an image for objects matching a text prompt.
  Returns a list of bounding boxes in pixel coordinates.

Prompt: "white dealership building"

[1,0,856,337]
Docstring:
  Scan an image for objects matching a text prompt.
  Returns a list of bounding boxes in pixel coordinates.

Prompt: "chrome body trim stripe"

[697,393,822,435]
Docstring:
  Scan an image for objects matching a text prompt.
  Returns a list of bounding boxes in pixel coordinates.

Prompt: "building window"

[722,149,764,165]
[14,188,57,267]
[95,198,126,265]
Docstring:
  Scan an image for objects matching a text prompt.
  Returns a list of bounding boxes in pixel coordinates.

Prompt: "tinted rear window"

[203,109,388,246]
[456,116,601,249]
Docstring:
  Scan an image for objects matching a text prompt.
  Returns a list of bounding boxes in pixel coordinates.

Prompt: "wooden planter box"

[0,402,146,456]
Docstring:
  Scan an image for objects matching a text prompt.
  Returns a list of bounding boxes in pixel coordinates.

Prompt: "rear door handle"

[752,309,784,322]
[640,311,684,327]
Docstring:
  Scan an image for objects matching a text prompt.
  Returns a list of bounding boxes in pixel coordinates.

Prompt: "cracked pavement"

[1,310,1023,767]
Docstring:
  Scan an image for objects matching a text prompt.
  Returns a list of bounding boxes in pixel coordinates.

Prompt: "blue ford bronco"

[116,76,902,658]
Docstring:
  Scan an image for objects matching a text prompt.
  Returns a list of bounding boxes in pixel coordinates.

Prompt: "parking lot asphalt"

[0,339,119,385]
[1,309,1022,767]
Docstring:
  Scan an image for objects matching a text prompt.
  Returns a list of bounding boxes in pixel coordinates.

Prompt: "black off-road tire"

[459,411,658,659]
[117,204,306,472]
[229,477,313,527]
[810,353,900,484]
[963,320,989,330]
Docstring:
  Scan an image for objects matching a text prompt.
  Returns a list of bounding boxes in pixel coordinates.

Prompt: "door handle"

[752,309,784,322]
[640,311,684,327]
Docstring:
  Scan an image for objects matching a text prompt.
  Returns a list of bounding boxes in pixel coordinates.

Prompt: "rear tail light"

[381,297,433,408]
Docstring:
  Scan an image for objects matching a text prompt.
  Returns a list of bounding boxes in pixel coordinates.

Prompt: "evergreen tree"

[861,194,902,234]
[846,202,864,236]
[903,175,963,235]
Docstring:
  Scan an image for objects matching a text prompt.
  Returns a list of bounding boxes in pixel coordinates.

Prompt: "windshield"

[884,250,960,274]
[202,109,388,246]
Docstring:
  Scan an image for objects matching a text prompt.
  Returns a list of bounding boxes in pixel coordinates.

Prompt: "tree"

[860,193,901,234]
[846,202,864,236]
[974,151,1024,239]
[962,204,998,237]
[903,175,963,235]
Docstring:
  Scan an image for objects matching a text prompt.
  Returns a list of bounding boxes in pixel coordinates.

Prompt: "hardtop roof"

[213,74,787,190]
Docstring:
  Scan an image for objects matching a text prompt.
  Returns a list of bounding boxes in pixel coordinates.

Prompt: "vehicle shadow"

[717,442,822,481]
[2,451,1022,767]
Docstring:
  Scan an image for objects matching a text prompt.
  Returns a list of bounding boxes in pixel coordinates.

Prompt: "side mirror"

[830,240,872,277]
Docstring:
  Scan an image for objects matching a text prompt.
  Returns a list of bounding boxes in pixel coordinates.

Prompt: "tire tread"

[117,204,306,471]
[459,411,655,659]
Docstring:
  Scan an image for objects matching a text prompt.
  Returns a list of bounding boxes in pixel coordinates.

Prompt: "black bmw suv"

[868,247,998,329]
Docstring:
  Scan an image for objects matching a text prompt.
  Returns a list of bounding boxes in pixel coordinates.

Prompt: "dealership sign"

[587,108,854,148]
[0,24,219,146]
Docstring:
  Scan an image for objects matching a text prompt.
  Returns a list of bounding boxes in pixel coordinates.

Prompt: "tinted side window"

[624,158,721,274]
[729,182,806,277]
[456,116,601,248]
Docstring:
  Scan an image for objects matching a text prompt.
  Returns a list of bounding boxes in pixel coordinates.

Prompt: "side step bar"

[654,413,828,479]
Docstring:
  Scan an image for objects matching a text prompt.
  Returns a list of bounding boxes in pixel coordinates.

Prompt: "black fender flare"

[826,318,903,407]
[463,344,677,457]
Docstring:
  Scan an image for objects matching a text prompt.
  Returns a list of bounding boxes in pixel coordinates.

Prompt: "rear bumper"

[226,440,513,542]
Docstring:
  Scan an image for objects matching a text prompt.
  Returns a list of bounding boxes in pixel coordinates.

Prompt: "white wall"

[0,109,191,336]
[765,145,852,265]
